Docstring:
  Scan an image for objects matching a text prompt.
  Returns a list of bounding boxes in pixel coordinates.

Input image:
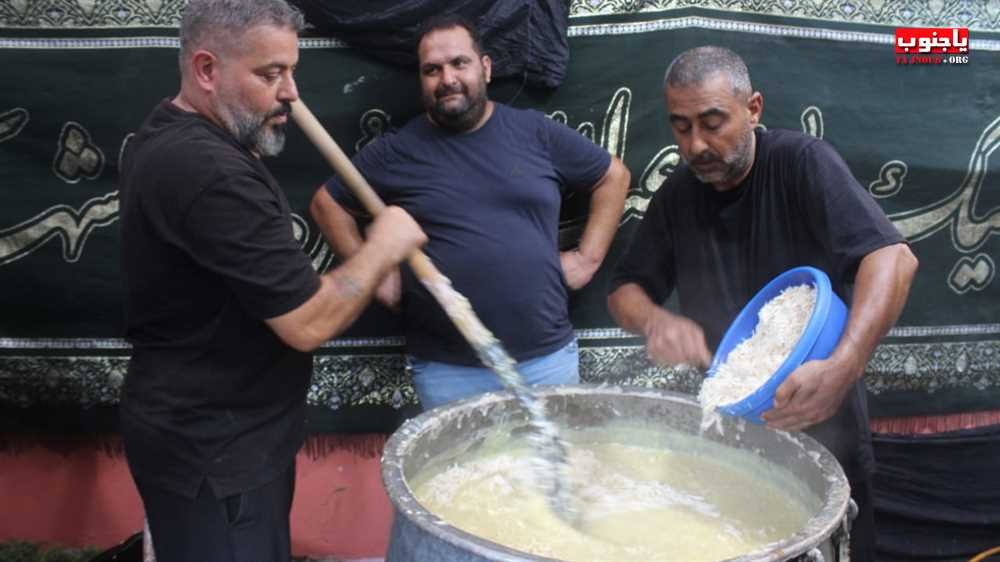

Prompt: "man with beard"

[607,46,918,561]
[118,1,426,559]
[310,14,630,409]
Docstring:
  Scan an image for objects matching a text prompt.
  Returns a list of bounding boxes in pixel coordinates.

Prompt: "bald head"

[664,46,752,99]
[178,0,304,75]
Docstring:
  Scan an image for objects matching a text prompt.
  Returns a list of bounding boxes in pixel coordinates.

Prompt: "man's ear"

[189,49,220,94]
[482,54,492,84]
[747,91,764,125]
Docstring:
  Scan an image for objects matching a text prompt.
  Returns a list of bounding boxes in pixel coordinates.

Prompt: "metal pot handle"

[790,498,857,562]
[800,548,825,562]
[832,498,859,562]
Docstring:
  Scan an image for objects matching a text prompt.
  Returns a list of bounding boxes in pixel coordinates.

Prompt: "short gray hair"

[663,46,752,98]
[179,0,305,73]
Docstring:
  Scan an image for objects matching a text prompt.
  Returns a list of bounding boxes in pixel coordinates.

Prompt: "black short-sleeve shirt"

[611,128,905,479]
[118,100,321,498]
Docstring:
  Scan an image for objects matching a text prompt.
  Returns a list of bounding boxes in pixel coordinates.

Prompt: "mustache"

[435,83,466,98]
[690,151,720,166]
[267,102,292,120]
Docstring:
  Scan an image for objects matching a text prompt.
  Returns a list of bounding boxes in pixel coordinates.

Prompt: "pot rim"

[381,384,850,562]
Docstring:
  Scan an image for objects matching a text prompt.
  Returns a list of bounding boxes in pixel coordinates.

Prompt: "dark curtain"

[290,0,571,88]
[873,425,1000,561]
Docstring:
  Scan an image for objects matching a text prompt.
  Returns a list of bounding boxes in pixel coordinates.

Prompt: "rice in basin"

[699,284,817,431]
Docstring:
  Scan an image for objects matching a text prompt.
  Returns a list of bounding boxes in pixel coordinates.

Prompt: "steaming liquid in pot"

[412,425,817,561]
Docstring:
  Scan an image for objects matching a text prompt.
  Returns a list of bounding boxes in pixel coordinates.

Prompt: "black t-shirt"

[118,100,320,498]
[325,104,611,365]
[612,128,905,479]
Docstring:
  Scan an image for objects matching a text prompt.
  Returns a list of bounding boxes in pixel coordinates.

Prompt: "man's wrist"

[331,273,364,300]
[641,307,667,339]
[827,346,867,384]
[574,245,602,270]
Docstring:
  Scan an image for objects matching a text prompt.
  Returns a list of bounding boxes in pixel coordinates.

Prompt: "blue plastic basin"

[707,266,848,424]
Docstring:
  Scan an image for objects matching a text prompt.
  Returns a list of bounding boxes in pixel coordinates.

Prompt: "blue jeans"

[407,339,580,410]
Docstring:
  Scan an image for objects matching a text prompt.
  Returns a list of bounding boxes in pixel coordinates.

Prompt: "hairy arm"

[266,206,425,352]
[309,186,365,258]
[310,185,402,309]
[608,282,712,368]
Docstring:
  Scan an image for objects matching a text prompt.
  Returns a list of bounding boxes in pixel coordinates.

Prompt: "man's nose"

[279,73,299,102]
[688,130,709,158]
[441,66,459,87]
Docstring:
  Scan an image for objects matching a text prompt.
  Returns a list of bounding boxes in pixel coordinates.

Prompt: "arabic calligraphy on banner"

[1,8,998,421]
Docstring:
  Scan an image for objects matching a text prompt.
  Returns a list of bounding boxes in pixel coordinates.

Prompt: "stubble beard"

[690,127,755,187]
[215,95,290,157]
[425,78,488,133]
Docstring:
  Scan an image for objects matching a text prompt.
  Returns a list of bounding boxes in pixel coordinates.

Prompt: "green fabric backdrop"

[2,1,999,436]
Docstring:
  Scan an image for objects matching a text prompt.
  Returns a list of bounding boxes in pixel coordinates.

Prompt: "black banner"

[2,1,999,434]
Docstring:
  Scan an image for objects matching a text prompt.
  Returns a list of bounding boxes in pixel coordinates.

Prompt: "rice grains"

[698,284,817,432]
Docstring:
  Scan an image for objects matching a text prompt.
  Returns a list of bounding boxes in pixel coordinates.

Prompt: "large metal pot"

[382,385,852,562]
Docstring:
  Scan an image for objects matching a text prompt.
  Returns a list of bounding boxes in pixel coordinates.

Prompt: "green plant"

[0,540,98,562]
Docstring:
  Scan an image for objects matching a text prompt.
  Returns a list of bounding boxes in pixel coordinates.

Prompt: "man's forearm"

[268,205,424,352]
[577,157,630,266]
[310,186,364,258]
[831,243,919,380]
[314,239,399,330]
[264,240,392,352]
[609,282,712,367]
[608,282,657,336]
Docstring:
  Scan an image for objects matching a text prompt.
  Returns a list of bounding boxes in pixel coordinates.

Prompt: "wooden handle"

[290,98,440,281]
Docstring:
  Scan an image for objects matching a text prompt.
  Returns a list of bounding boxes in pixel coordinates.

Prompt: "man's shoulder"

[394,112,429,134]
[760,128,824,152]
[495,102,543,118]
[494,103,550,128]
[127,109,261,202]
[134,107,247,169]
[759,128,848,165]
[358,113,431,156]
[494,103,595,154]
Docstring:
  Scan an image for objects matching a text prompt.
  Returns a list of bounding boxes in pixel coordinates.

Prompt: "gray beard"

[691,128,754,186]
[217,102,286,157]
